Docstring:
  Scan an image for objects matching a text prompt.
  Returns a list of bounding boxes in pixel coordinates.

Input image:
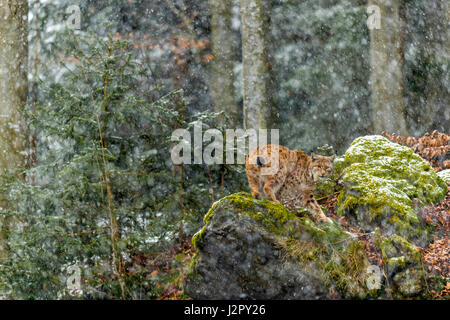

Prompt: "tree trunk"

[369,0,408,136]
[240,0,274,130]
[209,0,239,127]
[424,0,450,132]
[0,0,29,259]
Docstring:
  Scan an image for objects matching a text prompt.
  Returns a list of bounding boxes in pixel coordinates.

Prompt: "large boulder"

[185,193,395,299]
[335,135,447,246]
[185,194,333,299]
[184,192,444,299]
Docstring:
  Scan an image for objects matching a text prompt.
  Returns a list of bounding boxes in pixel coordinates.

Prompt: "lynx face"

[309,153,335,182]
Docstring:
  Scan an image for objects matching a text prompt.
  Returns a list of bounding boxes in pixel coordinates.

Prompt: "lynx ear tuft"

[330,154,336,161]
[311,153,318,161]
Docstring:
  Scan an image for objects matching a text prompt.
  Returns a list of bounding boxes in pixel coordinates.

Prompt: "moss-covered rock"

[336,135,446,245]
[192,192,300,249]
[379,234,422,275]
[185,192,435,299]
[186,192,387,299]
[186,193,332,299]
[377,234,426,298]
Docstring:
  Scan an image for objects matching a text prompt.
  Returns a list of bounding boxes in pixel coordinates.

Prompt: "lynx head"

[310,153,335,182]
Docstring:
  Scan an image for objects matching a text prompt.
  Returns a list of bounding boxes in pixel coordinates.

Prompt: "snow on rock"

[336,135,447,246]
[437,169,450,183]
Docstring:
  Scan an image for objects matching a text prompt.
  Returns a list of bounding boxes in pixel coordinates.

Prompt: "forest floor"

[141,132,449,300]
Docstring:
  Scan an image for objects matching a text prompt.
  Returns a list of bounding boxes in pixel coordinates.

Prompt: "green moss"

[203,192,257,224]
[297,217,327,238]
[186,253,199,280]
[256,199,299,229]
[379,234,422,263]
[282,217,371,298]
[197,192,300,245]
[375,234,432,298]
[197,192,355,250]
[336,135,446,232]
[192,225,207,249]
[294,207,310,216]
[284,231,369,298]
[194,192,354,253]
[193,193,257,249]
[333,156,348,174]
[387,256,407,270]
[321,240,369,297]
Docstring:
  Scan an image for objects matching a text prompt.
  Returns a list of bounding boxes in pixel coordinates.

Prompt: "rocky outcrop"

[184,136,447,300]
[184,193,367,299]
[335,135,447,246]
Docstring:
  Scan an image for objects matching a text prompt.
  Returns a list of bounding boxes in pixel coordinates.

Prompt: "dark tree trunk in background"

[240,0,275,130]
[0,0,29,259]
[424,0,450,132]
[369,0,408,136]
[261,0,278,130]
[209,0,239,127]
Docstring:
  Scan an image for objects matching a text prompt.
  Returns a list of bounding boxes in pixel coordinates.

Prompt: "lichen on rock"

[336,135,447,245]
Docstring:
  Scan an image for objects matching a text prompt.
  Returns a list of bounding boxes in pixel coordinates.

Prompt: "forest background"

[0,0,447,299]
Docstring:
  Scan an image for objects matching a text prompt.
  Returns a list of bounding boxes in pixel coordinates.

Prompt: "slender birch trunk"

[209,0,239,127]
[241,0,274,130]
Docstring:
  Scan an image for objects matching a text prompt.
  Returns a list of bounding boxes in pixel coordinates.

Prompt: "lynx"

[245,144,334,223]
